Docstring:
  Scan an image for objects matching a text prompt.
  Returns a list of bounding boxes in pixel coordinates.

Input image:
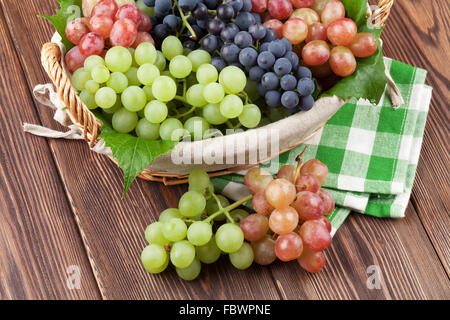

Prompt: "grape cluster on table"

[141,156,335,280]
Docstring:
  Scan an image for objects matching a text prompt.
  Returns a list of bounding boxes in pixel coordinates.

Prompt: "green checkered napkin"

[212,58,432,231]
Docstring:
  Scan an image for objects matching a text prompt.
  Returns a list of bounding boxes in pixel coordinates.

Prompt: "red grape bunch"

[65,0,154,72]
[242,151,335,272]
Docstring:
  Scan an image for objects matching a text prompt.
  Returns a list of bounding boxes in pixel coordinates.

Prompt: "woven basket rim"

[39,0,394,185]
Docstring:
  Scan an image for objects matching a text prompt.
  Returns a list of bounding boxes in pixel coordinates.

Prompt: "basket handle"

[375,0,394,27]
[41,42,101,147]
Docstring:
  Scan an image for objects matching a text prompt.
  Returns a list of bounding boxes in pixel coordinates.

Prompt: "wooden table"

[0,0,448,300]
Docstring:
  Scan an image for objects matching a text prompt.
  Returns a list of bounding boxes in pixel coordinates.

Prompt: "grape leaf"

[322,0,387,104]
[41,0,82,50]
[95,113,177,197]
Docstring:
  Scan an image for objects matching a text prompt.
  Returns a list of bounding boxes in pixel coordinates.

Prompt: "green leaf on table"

[95,113,177,197]
[322,0,387,104]
[41,0,82,51]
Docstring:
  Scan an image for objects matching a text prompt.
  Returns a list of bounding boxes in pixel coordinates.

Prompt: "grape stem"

[175,0,197,40]
[211,192,234,224]
[174,105,197,118]
[204,194,253,223]
[294,147,308,183]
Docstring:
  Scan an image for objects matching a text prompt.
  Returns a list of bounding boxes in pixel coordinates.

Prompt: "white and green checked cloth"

[212,58,432,234]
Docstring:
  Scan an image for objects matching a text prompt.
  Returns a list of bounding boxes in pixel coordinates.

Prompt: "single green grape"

[162,218,187,242]
[229,242,254,270]
[230,209,249,224]
[112,108,138,133]
[125,67,140,86]
[186,84,207,107]
[187,50,211,72]
[220,94,244,119]
[84,79,99,94]
[91,65,110,84]
[184,116,210,140]
[142,86,155,100]
[176,257,201,281]
[154,50,166,72]
[196,238,221,264]
[159,118,185,141]
[105,46,132,73]
[136,118,160,140]
[203,83,225,104]
[136,0,155,15]
[169,55,192,79]
[137,63,160,86]
[238,104,262,128]
[135,42,157,65]
[107,72,128,93]
[159,208,182,222]
[219,66,247,94]
[121,86,147,112]
[161,36,183,61]
[141,244,167,270]
[202,103,228,125]
[80,90,97,110]
[196,64,218,85]
[187,221,212,246]
[84,55,105,73]
[145,222,170,246]
[95,87,117,109]
[71,68,92,91]
[152,76,177,102]
[178,190,206,217]
[170,240,196,269]
[144,100,168,124]
[215,223,244,253]
[143,256,169,274]
[188,169,210,191]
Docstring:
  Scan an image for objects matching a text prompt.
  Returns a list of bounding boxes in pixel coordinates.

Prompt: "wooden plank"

[380,0,450,274]
[0,5,100,300]
[1,0,281,299]
[270,205,450,299]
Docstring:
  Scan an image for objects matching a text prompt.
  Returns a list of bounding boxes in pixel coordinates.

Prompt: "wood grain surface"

[0,0,448,300]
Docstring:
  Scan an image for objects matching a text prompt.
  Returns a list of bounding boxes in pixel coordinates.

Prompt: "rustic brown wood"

[0,0,281,300]
[0,0,448,300]
[0,5,100,300]
[380,0,450,275]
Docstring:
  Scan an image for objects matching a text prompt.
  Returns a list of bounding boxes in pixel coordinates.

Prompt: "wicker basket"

[40,0,394,185]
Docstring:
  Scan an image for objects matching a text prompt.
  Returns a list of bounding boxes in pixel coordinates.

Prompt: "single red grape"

[329,46,357,77]
[290,0,314,8]
[244,167,274,194]
[115,4,142,25]
[282,18,308,44]
[277,164,295,183]
[300,159,328,185]
[252,191,274,215]
[317,216,332,233]
[110,19,138,48]
[302,40,330,66]
[91,0,118,19]
[131,32,155,48]
[269,206,299,235]
[292,191,324,220]
[348,32,378,58]
[317,189,335,215]
[89,15,114,39]
[268,0,293,20]
[138,12,152,32]
[65,46,86,73]
[320,0,345,27]
[251,235,277,265]
[78,32,105,57]
[263,19,284,38]
[265,178,297,209]
[295,174,320,193]
[327,18,357,46]
[297,245,326,272]
[306,22,327,42]
[240,214,269,242]
[275,232,303,261]
[65,18,90,45]
[299,220,332,251]
[251,0,268,13]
